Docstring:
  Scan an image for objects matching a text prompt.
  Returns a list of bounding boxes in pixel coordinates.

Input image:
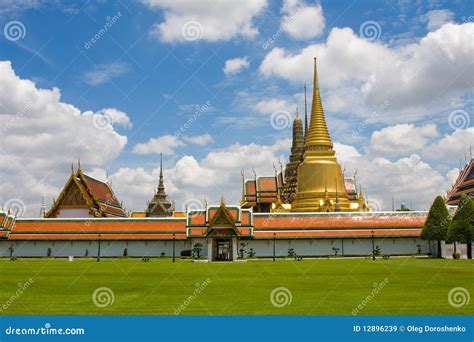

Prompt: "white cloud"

[84,108,132,129]
[368,124,438,157]
[425,127,474,162]
[335,143,450,210]
[143,0,267,43]
[132,135,185,155]
[84,62,129,86]
[183,133,213,146]
[281,0,325,40]
[422,9,454,31]
[255,98,294,115]
[0,60,128,216]
[259,23,474,121]
[133,133,215,155]
[223,57,250,75]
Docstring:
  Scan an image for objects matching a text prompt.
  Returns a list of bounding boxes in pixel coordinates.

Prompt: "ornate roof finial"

[304,83,308,138]
[77,158,81,171]
[295,107,299,118]
[305,57,333,150]
[71,163,74,175]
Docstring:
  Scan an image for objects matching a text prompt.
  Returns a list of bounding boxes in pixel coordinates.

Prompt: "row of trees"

[421,194,474,258]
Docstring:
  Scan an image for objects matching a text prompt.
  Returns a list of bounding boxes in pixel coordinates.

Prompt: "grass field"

[0,257,472,315]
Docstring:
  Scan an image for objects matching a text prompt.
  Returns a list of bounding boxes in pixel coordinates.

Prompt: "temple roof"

[45,165,127,218]
[146,154,175,217]
[446,158,473,206]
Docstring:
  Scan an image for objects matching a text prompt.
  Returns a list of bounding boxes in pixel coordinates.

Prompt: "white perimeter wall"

[0,238,429,257]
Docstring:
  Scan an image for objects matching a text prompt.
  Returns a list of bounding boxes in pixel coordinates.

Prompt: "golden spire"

[305,58,333,150]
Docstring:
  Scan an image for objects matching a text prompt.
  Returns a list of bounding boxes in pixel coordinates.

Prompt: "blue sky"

[0,0,472,215]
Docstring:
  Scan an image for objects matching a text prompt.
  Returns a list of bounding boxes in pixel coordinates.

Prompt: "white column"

[207,239,213,262]
[232,238,238,261]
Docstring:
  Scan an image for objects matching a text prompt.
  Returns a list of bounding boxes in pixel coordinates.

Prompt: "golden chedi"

[291,58,351,212]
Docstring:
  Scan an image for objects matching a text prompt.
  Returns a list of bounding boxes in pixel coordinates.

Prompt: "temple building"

[145,154,175,217]
[241,58,368,213]
[45,162,127,218]
[446,155,473,206]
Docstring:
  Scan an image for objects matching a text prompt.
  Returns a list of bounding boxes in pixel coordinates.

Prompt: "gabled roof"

[46,166,127,218]
[446,159,474,205]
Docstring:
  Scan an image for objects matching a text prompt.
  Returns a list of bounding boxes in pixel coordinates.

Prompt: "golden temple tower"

[291,58,351,212]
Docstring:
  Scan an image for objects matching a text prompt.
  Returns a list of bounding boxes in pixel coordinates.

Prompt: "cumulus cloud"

[182,133,213,146]
[422,9,454,31]
[84,62,130,86]
[223,57,250,75]
[133,133,214,155]
[0,60,128,216]
[259,23,474,121]
[368,124,438,157]
[281,0,325,40]
[335,143,450,210]
[143,0,267,43]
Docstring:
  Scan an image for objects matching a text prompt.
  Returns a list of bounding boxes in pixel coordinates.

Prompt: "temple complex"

[2,58,468,261]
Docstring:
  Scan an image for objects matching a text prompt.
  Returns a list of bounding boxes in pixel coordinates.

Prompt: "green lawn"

[0,257,472,315]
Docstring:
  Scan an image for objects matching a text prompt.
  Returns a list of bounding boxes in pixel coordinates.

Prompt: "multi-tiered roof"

[446,157,474,206]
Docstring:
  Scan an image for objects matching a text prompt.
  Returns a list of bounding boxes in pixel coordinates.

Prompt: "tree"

[421,196,450,258]
[192,243,203,258]
[239,243,246,258]
[448,194,474,259]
